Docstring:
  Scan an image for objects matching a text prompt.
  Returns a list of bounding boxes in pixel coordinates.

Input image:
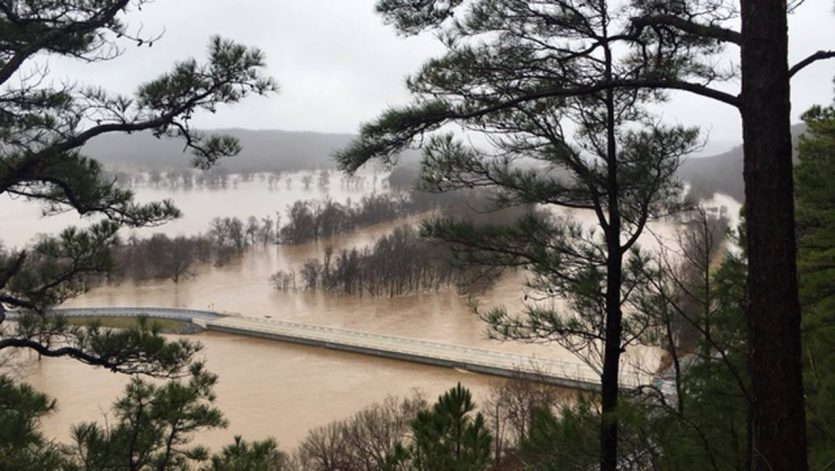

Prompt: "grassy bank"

[65,316,196,334]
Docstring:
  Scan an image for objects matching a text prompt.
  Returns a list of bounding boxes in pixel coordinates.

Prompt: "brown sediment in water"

[3,173,740,450]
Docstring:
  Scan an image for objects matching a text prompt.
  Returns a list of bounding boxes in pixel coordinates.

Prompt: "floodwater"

[0,169,387,248]
[1,171,741,450]
[17,333,505,450]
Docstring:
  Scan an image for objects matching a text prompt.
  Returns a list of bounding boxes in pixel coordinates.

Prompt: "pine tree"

[65,363,228,471]
[796,98,835,469]
[206,436,293,471]
[0,377,64,470]
[400,383,492,471]
[340,2,835,468]
[0,1,275,376]
[336,3,700,468]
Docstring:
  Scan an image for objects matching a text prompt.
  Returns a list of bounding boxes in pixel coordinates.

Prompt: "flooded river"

[1,170,741,450]
[17,333,504,450]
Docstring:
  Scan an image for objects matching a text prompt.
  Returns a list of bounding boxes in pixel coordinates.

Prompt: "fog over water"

[0,169,385,248]
[2,171,741,449]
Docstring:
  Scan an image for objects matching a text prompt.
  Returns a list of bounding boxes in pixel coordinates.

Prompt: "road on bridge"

[32,307,652,391]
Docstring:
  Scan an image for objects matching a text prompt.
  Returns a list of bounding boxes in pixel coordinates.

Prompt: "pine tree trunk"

[740,2,808,469]
[600,38,623,470]
[600,242,623,471]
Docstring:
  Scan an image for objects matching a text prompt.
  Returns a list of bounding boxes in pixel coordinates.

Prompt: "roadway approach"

[36,307,652,392]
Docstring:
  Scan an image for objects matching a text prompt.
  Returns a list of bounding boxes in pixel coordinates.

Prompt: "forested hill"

[679,123,807,202]
[85,125,806,202]
[82,128,358,173]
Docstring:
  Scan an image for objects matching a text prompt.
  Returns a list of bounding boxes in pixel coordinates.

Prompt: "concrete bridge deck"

[39,307,650,391]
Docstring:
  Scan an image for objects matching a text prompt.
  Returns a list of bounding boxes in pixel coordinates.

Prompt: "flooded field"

[1,170,740,450]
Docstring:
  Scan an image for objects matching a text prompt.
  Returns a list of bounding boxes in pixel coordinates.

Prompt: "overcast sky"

[50,0,834,149]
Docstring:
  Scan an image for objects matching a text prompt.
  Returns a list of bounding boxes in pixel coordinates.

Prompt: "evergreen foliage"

[520,399,600,470]
[0,0,274,379]
[335,2,703,468]
[796,98,835,468]
[392,383,492,471]
[638,247,752,471]
[339,3,835,468]
[64,363,227,470]
[206,436,293,471]
[0,376,64,470]
[0,2,276,468]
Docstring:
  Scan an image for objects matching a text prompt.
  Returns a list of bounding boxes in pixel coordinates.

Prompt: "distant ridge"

[678,123,807,202]
[82,128,358,173]
[83,125,807,202]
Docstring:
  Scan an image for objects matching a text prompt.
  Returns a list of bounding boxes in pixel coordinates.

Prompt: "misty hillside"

[84,125,807,202]
[82,129,360,173]
[678,123,807,202]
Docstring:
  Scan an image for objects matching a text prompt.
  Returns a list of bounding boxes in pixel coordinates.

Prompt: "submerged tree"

[0,1,275,376]
[336,2,700,469]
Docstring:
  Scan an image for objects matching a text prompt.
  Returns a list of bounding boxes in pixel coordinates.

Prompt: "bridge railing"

[214,316,653,388]
[50,307,223,321]
[19,306,652,388]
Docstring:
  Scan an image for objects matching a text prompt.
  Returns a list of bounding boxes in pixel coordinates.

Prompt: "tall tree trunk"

[601,238,623,471]
[740,1,808,469]
[600,34,623,471]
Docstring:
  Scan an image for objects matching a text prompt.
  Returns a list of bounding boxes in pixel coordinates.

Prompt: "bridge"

[27,307,651,391]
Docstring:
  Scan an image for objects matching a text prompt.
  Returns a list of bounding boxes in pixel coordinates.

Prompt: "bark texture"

[740,1,808,469]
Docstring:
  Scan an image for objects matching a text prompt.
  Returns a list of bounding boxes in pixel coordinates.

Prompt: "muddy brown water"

[1,172,740,450]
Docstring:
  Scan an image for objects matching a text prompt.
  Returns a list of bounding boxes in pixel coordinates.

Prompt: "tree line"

[105,190,444,285]
[106,168,381,193]
[272,225,502,297]
[106,216,273,284]
[277,192,435,245]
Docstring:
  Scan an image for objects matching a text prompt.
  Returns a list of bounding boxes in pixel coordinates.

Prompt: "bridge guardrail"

[15,306,652,388]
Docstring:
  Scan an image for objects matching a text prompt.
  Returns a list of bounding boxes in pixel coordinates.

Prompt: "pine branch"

[630,15,742,45]
[0,0,131,84]
[789,50,835,78]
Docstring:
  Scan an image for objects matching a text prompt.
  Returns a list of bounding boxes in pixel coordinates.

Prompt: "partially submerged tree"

[0,0,274,376]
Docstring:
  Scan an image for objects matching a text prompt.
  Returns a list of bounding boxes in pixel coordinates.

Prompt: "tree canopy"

[0,0,275,376]
[796,95,835,469]
[337,2,835,469]
[335,2,708,469]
